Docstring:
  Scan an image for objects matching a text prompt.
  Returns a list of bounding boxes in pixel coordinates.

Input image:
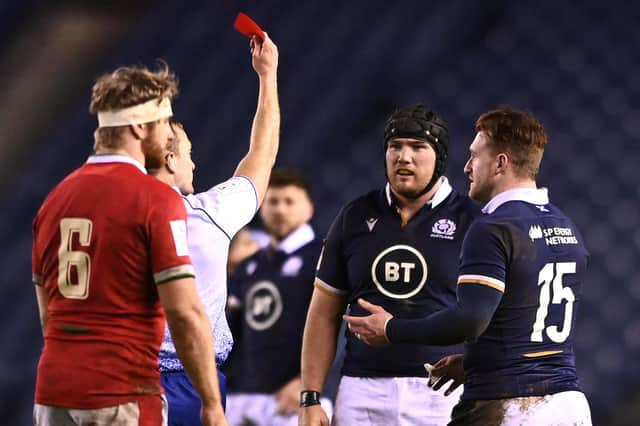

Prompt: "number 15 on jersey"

[531,262,577,344]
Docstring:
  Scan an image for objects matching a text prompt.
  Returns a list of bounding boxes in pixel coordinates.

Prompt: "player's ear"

[166,152,177,174]
[129,124,146,140]
[495,152,509,175]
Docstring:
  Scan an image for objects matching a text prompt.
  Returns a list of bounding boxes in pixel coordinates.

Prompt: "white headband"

[97,97,173,127]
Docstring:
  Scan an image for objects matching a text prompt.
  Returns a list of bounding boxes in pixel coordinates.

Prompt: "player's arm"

[32,221,47,337]
[299,283,347,425]
[344,285,502,347]
[34,285,48,336]
[158,277,225,420]
[386,284,502,344]
[346,221,507,346]
[148,187,226,424]
[234,33,280,205]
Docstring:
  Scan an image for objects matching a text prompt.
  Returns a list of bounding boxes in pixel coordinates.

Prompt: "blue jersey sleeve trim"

[182,196,231,241]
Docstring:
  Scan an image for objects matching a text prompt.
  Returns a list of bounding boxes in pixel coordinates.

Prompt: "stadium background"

[1,1,638,424]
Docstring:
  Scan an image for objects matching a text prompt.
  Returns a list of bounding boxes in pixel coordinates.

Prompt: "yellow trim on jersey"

[457,274,505,293]
[522,350,564,358]
[314,278,347,297]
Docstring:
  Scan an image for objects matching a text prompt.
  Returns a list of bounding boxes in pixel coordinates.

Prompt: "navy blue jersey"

[317,181,480,377]
[226,225,322,393]
[458,191,589,400]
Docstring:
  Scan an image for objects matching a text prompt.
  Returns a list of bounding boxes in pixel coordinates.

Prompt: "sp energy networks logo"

[529,225,543,241]
[245,281,283,331]
[431,219,456,240]
[371,245,428,299]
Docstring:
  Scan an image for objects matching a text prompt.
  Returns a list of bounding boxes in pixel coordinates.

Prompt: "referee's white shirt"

[159,176,258,371]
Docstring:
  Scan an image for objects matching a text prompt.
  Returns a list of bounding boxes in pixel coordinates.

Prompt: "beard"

[468,182,491,204]
[141,133,166,170]
[389,176,430,200]
[264,219,293,242]
[394,186,423,199]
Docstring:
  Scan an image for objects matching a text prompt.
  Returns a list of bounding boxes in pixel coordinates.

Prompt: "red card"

[233,12,265,42]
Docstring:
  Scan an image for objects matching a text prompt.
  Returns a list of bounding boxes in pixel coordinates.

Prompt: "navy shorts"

[161,370,227,426]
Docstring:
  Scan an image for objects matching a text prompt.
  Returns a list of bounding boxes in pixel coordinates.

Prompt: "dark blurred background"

[1,1,639,424]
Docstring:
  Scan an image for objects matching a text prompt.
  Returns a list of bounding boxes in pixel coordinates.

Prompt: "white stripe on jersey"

[154,264,196,284]
[458,274,505,292]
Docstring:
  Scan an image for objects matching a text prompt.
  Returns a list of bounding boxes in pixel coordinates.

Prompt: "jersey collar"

[481,187,549,214]
[384,176,452,209]
[86,154,147,174]
[276,223,315,255]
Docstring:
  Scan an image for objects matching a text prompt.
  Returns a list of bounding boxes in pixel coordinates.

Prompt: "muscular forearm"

[301,302,342,392]
[166,307,221,406]
[255,71,279,124]
[252,72,279,164]
[235,71,280,202]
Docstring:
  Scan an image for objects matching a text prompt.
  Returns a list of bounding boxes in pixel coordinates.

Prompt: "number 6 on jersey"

[57,218,93,299]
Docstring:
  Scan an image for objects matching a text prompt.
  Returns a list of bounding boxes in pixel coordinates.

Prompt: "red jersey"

[32,155,195,409]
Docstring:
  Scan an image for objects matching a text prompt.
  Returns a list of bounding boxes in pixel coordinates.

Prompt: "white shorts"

[333,375,463,426]
[226,393,333,426]
[33,395,168,426]
[449,390,592,426]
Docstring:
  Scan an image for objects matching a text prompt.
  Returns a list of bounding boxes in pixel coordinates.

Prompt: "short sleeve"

[147,186,195,284]
[184,176,258,240]
[457,221,509,293]
[315,208,349,295]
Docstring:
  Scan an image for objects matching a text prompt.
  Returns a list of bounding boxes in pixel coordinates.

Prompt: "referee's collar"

[87,154,147,174]
[385,176,452,209]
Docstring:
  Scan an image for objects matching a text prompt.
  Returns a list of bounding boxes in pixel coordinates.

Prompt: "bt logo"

[371,245,428,299]
[244,281,283,330]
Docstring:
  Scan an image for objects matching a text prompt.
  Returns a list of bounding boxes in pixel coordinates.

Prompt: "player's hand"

[275,376,302,415]
[343,298,392,347]
[428,353,464,396]
[299,404,330,426]
[201,401,228,426]
[251,32,278,77]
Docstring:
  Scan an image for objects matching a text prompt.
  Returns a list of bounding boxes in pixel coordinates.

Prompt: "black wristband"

[300,390,321,407]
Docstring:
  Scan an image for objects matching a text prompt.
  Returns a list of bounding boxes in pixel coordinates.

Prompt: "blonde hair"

[476,106,548,179]
[90,61,179,150]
